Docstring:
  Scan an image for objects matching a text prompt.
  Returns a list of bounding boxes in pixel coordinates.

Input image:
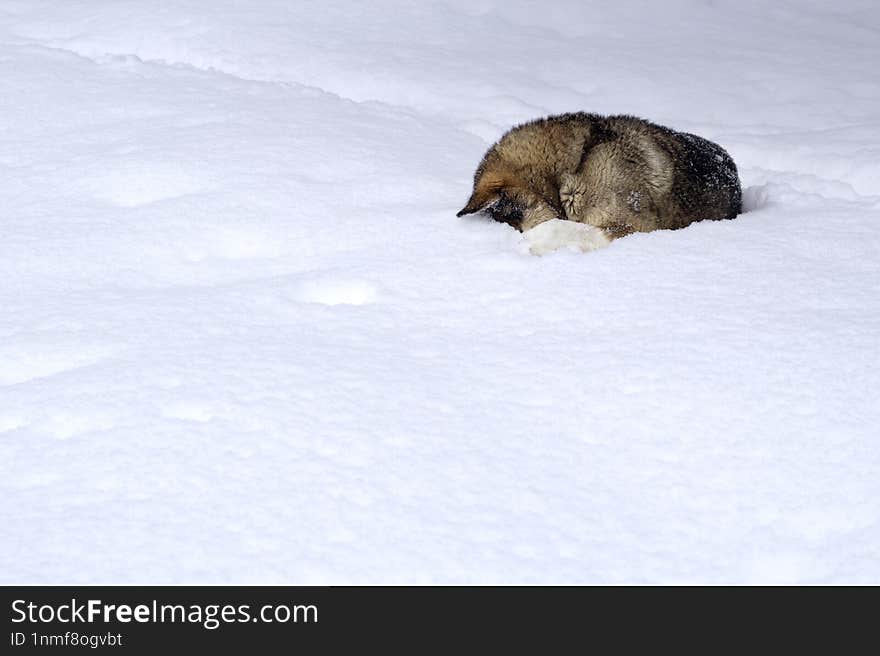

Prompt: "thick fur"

[457,113,741,240]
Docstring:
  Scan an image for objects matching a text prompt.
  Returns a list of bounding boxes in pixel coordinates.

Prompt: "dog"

[457,113,741,252]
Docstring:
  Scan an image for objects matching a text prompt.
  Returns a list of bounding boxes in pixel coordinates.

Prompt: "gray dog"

[458,113,741,252]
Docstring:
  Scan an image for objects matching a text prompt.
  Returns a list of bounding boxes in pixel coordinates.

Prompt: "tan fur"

[458,113,742,241]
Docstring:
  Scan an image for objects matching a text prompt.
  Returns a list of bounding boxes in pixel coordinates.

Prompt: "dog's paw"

[523,218,611,256]
[558,172,586,218]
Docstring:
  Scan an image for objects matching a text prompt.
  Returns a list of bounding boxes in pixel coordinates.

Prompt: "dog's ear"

[456,171,511,217]
[456,187,499,217]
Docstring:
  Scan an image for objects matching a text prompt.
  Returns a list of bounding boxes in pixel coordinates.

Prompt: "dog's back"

[605,116,741,225]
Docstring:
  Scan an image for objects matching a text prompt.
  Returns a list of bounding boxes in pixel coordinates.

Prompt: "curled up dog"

[457,113,742,254]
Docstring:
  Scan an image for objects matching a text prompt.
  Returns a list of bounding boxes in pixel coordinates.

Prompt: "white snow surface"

[1,1,879,583]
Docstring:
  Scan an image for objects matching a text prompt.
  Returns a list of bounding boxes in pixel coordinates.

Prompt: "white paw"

[523,219,611,256]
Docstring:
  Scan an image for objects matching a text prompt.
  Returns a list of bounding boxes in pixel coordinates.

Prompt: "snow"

[524,219,612,255]
[1,1,878,583]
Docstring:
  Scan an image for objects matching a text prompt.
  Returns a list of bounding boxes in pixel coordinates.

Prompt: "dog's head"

[456,170,560,232]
